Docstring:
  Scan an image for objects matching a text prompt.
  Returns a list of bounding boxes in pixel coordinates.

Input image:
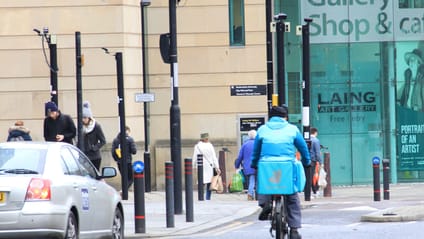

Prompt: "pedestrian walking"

[251,106,310,239]
[81,101,106,171]
[7,120,32,141]
[235,129,257,201]
[43,101,76,144]
[310,127,323,197]
[193,133,221,200]
[111,126,137,191]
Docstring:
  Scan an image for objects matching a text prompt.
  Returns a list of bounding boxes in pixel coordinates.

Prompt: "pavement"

[122,183,424,238]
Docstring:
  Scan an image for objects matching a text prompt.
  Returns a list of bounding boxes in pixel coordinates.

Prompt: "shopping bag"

[229,173,243,192]
[318,167,327,188]
[211,175,224,193]
[312,162,320,186]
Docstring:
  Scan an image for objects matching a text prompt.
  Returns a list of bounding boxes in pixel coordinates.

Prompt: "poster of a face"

[396,42,424,112]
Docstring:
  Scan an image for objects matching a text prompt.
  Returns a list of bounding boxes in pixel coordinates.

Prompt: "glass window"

[68,147,97,179]
[229,0,245,46]
[60,147,81,175]
[0,148,45,173]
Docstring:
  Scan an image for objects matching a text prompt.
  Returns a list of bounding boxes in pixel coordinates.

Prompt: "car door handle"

[73,183,79,189]
[91,186,97,191]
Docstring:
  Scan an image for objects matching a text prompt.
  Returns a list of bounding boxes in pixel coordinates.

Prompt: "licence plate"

[0,192,5,203]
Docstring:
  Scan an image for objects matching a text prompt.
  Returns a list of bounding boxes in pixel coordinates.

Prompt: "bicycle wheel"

[275,197,284,239]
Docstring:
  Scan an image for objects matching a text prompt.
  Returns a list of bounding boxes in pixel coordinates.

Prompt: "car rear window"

[0,148,46,174]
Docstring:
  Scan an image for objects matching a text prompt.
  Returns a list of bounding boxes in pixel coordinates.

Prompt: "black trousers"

[117,162,133,190]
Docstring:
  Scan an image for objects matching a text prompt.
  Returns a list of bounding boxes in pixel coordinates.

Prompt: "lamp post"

[265,0,273,114]
[140,0,152,193]
[169,0,183,215]
[274,13,287,106]
[102,48,129,200]
[75,32,83,150]
[301,18,313,201]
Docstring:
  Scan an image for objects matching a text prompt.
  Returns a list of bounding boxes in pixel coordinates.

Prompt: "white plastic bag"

[318,167,327,188]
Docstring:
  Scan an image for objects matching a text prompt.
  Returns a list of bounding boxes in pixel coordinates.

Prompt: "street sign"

[230,85,267,96]
[372,156,380,165]
[135,93,155,102]
[133,161,145,173]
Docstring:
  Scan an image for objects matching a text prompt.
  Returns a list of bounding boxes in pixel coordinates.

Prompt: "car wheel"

[65,211,78,239]
[112,208,124,239]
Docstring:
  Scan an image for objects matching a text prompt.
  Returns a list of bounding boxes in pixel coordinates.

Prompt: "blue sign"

[372,156,380,165]
[133,161,144,173]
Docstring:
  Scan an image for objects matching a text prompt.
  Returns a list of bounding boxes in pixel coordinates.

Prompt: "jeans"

[247,174,256,197]
[205,183,212,200]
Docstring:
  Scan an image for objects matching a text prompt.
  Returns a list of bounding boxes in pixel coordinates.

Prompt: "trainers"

[258,204,272,221]
[289,229,302,239]
[247,195,254,201]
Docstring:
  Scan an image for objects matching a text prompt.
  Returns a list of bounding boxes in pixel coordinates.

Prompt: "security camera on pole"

[33,27,59,107]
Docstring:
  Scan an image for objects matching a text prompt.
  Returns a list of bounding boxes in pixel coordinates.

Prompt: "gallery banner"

[396,41,424,171]
[302,0,424,43]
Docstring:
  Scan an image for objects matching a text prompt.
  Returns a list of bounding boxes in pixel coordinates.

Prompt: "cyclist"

[251,105,311,239]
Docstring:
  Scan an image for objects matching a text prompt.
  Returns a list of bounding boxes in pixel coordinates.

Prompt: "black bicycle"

[269,195,288,239]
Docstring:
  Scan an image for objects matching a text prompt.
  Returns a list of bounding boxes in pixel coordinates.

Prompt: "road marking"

[199,221,254,236]
[339,206,378,211]
[347,222,362,227]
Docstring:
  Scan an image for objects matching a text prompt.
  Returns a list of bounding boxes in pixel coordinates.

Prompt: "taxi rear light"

[25,178,51,201]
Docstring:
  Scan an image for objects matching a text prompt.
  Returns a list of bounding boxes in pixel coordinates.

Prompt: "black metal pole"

[165,161,175,228]
[185,158,194,222]
[75,32,83,150]
[116,52,129,200]
[373,157,381,201]
[274,13,287,106]
[382,159,390,200]
[197,154,204,201]
[140,0,152,193]
[134,171,146,233]
[301,19,313,201]
[169,0,183,215]
[265,0,273,113]
[49,42,58,105]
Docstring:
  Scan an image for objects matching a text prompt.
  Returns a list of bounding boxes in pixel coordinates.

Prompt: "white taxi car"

[0,142,124,239]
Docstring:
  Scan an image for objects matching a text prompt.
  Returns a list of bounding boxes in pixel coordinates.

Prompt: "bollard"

[185,158,194,222]
[372,156,381,201]
[133,161,146,233]
[218,150,228,193]
[382,159,390,200]
[197,154,204,201]
[165,161,175,228]
[323,152,332,197]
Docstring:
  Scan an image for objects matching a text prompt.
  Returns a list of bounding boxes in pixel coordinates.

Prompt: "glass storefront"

[278,0,424,184]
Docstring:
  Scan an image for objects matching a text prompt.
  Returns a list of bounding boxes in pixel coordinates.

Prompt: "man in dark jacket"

[111,126,137,190]
[43,101,76,144]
